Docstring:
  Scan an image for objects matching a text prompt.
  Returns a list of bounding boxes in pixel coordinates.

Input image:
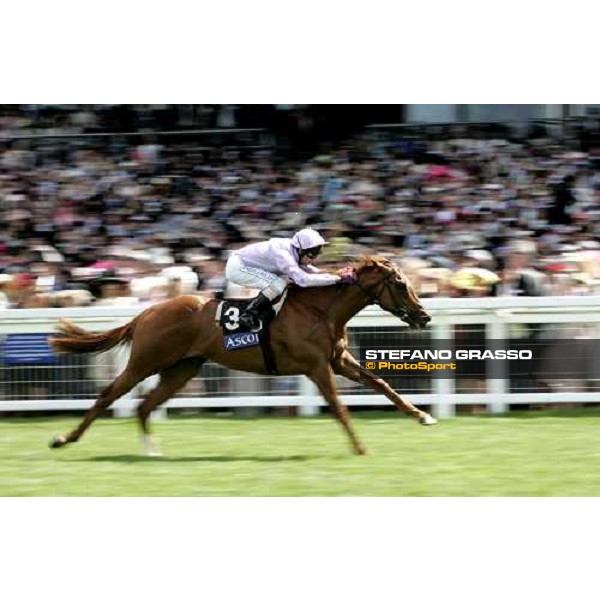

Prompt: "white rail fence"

[1,296,600,418]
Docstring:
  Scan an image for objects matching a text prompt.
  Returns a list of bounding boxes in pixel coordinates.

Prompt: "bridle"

[352,268,410,320]
[304,265,410,339]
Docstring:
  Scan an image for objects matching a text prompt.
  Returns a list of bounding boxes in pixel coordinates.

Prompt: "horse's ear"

[356,256,384,272]
[362,256,377,268]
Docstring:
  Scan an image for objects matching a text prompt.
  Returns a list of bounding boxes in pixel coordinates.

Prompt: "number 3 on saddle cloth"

[214,291,288,374]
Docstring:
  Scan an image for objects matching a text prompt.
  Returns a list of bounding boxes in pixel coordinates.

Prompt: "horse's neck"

[294,284,370,327]
[331,285,372,325]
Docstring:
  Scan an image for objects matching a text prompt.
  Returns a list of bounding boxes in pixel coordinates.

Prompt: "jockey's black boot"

[239,292,272,332]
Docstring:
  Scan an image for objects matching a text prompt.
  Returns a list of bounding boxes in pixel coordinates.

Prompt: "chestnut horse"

[48,256,436,456]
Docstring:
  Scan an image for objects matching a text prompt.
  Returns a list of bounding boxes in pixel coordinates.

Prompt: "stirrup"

[248,318,263,333]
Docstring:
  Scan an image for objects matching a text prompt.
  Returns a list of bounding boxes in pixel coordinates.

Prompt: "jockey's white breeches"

[225,254,288,301]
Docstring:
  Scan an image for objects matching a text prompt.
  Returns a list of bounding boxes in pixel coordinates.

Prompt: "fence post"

[298,376,319,417]
[113,400,135,419]
[487,321,508,413]
[432,322,455,418]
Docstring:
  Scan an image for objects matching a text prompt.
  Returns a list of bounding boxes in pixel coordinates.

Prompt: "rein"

[304,267,408,340]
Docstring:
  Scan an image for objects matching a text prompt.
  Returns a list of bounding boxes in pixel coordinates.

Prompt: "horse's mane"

[353,255,394,271]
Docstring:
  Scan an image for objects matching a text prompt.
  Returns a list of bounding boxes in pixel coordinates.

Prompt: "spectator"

[491,241,546,297]
[548,173,576,226]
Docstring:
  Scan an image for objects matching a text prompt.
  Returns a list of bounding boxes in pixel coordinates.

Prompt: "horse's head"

[351,256,431,330]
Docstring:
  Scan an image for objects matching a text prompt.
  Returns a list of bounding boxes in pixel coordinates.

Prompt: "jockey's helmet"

[292,228,328,259]
[292,228,328,249]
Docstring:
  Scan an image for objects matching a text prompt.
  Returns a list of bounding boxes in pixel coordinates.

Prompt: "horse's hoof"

[142,435,163,457]
[146,449,163,458]
[419,414,438,426]
[49,434,67,449]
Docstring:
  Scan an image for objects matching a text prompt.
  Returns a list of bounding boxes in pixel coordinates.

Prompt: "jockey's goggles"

[302,246,323,259]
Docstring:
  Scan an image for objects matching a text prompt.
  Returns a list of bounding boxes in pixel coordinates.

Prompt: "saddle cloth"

[215,291,286,333]
[215,290,287,362]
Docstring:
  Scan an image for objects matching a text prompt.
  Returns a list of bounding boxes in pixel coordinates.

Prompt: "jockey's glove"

[339,269,356,284]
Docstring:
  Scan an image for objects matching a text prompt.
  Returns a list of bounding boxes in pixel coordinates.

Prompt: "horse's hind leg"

[332,350,437,425]
[136,357,205,456]
[50,369,146,448]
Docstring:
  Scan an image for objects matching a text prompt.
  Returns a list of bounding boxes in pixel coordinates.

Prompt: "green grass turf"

[1,410,600,496]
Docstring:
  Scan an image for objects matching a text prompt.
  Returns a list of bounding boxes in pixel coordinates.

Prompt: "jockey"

[225,227,354,331]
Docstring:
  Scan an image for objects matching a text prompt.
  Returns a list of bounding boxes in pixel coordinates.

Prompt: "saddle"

[214,290,288,374]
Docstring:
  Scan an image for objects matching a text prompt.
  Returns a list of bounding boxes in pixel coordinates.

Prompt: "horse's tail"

[48,317,136,355]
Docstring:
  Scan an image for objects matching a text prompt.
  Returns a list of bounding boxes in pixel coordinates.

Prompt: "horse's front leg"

[332,351,437,425]
[308,365,367,455]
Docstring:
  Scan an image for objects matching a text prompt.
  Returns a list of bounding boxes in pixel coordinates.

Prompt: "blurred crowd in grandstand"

[2,104,600,309]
